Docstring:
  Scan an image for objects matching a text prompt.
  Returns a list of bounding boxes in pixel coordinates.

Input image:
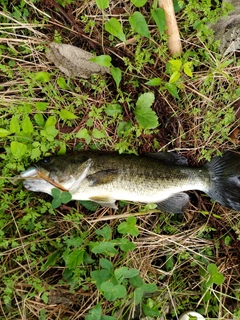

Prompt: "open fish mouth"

[20,167,68,192]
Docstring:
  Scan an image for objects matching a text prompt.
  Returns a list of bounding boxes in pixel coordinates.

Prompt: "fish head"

[20,153,92,194]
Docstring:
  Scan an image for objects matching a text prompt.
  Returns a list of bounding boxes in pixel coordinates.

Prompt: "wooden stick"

[159,0,182,56]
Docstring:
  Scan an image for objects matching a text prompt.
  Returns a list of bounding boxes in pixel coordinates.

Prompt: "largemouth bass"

[20,151,240,213]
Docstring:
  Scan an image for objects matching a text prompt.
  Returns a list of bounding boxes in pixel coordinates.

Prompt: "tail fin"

[206,151,240,211]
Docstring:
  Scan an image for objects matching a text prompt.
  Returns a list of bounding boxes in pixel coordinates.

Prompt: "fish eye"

[43,156,51,164]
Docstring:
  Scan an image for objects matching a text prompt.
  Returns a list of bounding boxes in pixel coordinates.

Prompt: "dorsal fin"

[145,152,188,166]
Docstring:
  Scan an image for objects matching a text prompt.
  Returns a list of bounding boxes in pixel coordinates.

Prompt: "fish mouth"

[20,167,68,192]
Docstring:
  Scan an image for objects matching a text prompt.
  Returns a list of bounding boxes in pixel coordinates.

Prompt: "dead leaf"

[46,42,110,78]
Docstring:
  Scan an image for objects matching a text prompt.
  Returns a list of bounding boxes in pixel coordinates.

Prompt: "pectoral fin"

[89,195,118,209]
[87,169,119,186]
[157,192,190,214]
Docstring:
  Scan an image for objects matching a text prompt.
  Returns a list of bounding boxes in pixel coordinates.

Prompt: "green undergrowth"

[0,0,240,319]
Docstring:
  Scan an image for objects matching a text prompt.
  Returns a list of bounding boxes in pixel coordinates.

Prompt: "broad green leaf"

[173,0,185,13]
[134,92,158,129]
[92,128,105,139]
[100,258,113,270]
[118,238,136,252]
[91,269,112,288]
[169,59,182,71]
[34,114,45,127]
[65,249,85,269]
[129,275,143,287]
[134,287,144,304]
[118,216,139,236]
[79,200,99,211]
[96,225,112,240]
[169,71,181,83]
[45,116,57,128]
[10,116,20,133]
[22,116,33,133]
[95,0,109,10]
[61,191,72,203]
[110,67,122,89]
[136,92,155,109]
[101,282,126,301]
[44,126,58,139]
[151,8,166,34]
[183,62,193,77]
[10,141,27,158]
[115,267,139,281]
[141,283,158,293]
[76,128,91,144]
[104,103,122,116]
[129,12,150,38]
[130,0,148,7]
[145,78,162,86]
[41,251,61,271]
[105,18,126,42]
[52,198,62,209]
[57,76,67,89]
[41,292,48,304]
[85,303,102,320]
[51,188,61,198]
[35,102,48,111]
[91,242,118,255]
[90,55,112,67]
[60,109,78,120]
[165,83,179,99]
[207,263,224,285]
[35,71,51,83]
[0,128,11,137]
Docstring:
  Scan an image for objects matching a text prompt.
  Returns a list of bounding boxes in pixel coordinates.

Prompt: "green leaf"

[110,67,122,89]
[79,200,99,211]
[10,116,20,133]
[117,216,139,236]
[151,8,166,34]
[134,287,144,304]
[85,303,102,320]
[165,83,179,99]
[41,251,61,271]
[100,258,113,270]
[104,103,122,116]
[114,267,139,281]
[96,225,112,240]
[183,62,193,77]
[169,59,182,71]
[76,128,91,144]
[207,263,224,285]
[22,116,33,133]
[141,283,158,293]
[118,238,136,252]
[92,128,105,139]
[91,242,118,255]
[61,191,72,203]
[41,292,48,304]
[10,141,27,158]
[90,55,112,67]
[65,249,85,269]
[129,12,150,38]
[51,188,61,198]
[129,275,143,287]
[130,0,148,7]
[169,71,181,83]
[45,116,57,128]
[57,76,67,89]
[95,0,109,10]
[145,78,162,86]
[101,282,126,301]
[34,114,45,127]
[134,92,158,129]
[105,18,126,42]
[60,109,78,120]
[35,71,51,83]
[0,128,11,137]
[35,102,48,111]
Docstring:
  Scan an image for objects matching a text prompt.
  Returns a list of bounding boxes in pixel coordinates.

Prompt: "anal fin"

[157,192,190,214]
[89,195,118,209]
